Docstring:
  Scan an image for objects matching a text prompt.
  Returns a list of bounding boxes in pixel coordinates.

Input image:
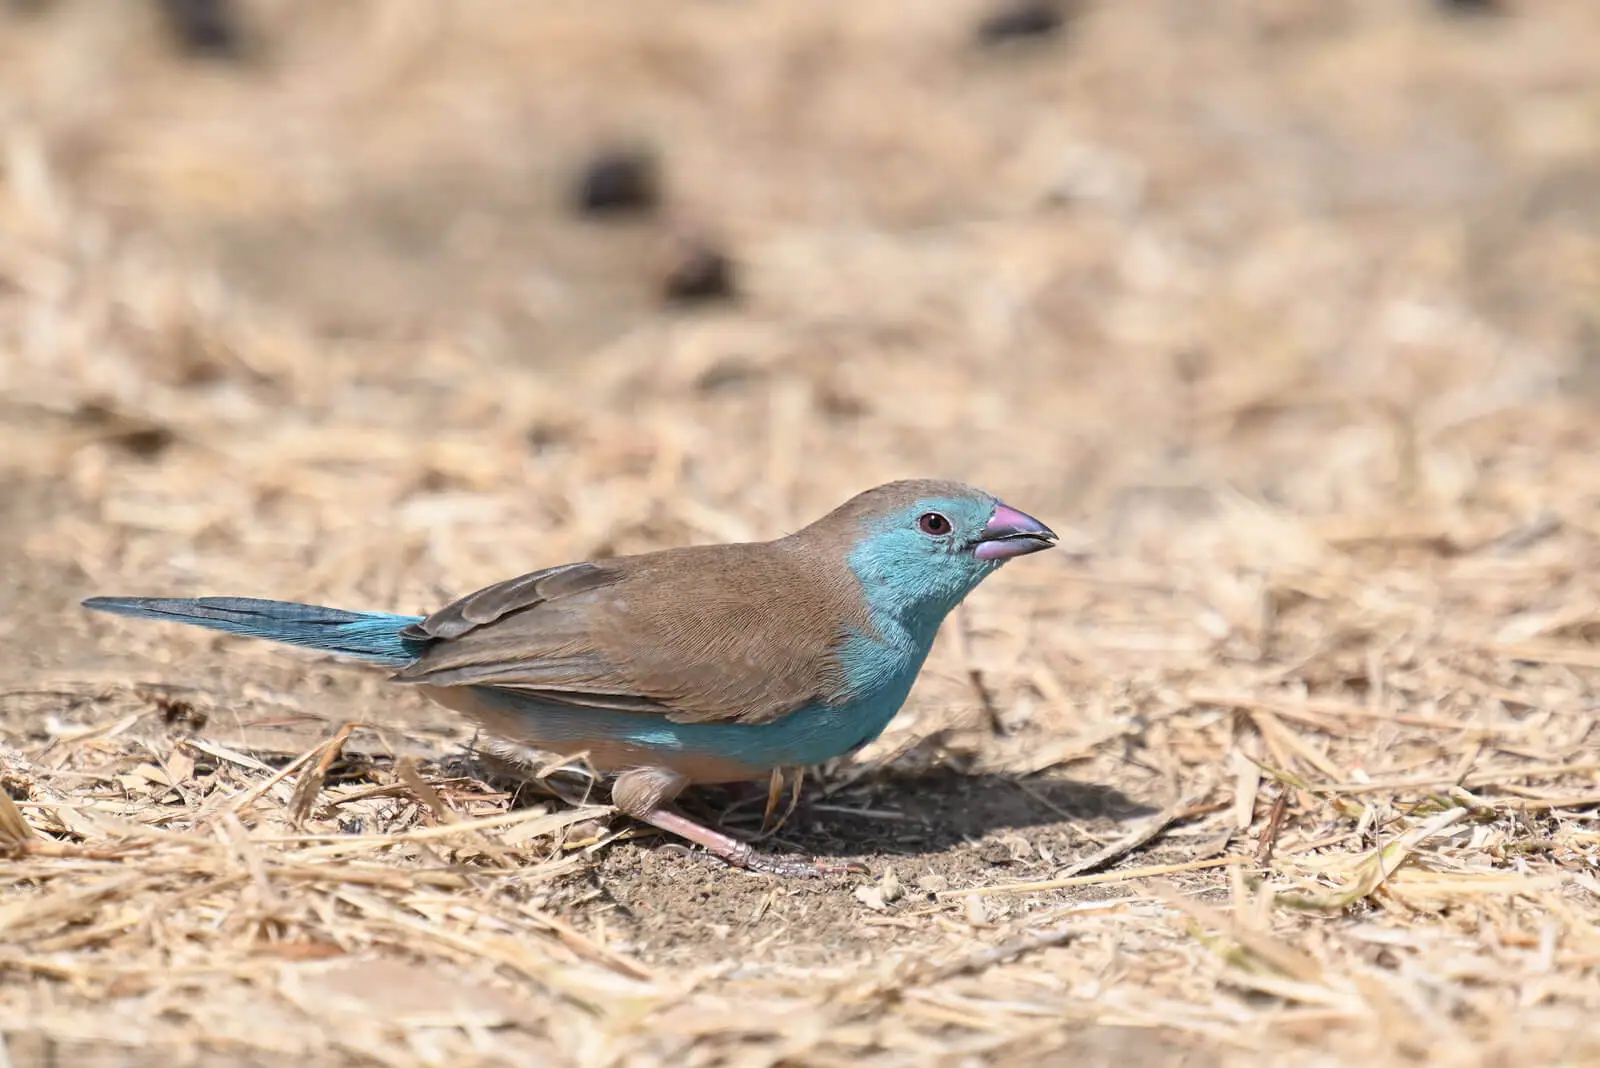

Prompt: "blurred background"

[2,1,1600,1065]
[5,0,1598,724]
[3,0,1597,622]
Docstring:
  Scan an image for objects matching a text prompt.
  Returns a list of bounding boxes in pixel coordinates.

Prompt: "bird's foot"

[730,845,869,880]
[639,804,866,878]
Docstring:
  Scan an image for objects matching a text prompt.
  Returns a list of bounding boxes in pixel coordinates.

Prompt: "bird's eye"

[918,512,952,536]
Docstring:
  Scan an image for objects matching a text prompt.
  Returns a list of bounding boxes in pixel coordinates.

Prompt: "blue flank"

[85,495,1006,773]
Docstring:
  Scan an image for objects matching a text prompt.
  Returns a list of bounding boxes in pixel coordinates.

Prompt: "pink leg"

[611,767,865,879]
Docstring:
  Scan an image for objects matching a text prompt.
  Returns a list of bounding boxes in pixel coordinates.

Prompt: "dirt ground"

[3,1,1600,1065]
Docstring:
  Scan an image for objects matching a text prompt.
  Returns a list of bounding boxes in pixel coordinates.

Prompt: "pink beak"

[973,503,1057,561]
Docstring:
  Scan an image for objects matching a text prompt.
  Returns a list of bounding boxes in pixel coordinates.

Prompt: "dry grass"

[3,1,1600,1065]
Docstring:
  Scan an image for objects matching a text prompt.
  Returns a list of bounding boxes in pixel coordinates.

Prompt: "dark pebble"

[114,425,177,459]
[1434,0,1504,14]
[573,147,661,216]
[158,0,242,58]
[525,421,573,454]
[975,1,1066,45]
[663,239,735,305]
[154,693,208,731]
[75,402,177,459]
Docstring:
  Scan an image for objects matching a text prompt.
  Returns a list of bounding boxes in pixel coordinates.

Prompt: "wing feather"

[392,543,869,725]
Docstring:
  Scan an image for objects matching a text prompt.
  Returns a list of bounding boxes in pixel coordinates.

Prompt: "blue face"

[846,495,1013,634]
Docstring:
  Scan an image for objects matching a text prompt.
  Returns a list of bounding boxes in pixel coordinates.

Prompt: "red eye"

[918,512,951,536]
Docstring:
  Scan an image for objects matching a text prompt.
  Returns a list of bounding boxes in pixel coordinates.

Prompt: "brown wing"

[393,543,870,725]
[399,561,620,641]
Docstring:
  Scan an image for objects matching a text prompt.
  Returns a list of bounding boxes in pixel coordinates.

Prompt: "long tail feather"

[83,596,428,666]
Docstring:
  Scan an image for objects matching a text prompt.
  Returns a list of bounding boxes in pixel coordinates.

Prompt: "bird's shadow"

[297,742,1158,869]
[674,763,1160,864]
[421,730,1157,866]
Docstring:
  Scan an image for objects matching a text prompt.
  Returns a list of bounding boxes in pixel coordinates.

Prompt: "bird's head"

[805,479,1057,633]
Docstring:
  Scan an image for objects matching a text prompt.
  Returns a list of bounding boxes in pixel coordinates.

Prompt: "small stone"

[1434,0,1504,15]
[159,0,242,58]
[998,833,1034,862]
[854,884,888,911]
[75,403,176,459]
[573,147,660,216]
[113,425,177,459]
[975,1,1066,46]
[525,420,573,454]
[662,239,735,304]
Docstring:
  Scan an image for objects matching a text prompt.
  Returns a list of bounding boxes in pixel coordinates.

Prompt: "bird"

[83,479,1057,876]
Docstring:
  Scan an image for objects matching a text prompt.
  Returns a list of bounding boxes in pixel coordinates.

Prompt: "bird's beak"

[973,503,1058,561]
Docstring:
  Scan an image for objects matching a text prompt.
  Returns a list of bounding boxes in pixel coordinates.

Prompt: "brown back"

[394,540,872,723]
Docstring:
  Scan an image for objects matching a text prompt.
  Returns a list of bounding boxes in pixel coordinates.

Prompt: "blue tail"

[83,596,429,667]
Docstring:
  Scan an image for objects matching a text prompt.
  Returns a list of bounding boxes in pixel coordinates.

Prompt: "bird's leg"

[761,766,787,835]
[757,766,806,839]
[611,767,864,879]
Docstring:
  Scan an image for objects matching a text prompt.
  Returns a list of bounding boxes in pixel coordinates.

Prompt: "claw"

[737,851,869,879]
